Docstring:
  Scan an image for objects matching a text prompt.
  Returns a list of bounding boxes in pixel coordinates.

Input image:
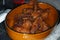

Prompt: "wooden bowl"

[5,2,58,40]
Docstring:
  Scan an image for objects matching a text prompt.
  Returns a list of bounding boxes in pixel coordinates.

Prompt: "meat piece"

[22,19,32,30]
[30,17,39,33]
[42,22,49,31]
[38,17,49,31]
[30,24,39,34]
[23,8,33,14]
[14,19,23,26]
[41,12,49,20]
[41,8,50,20]
[13,26,22,33]
[20,28,30,33]
[39,22,49,32]
[14,14,24,27]
[22,13,34,22]
[13,26,30,33]
[32,9,43,19]
[35,25,42,33]
[37,9,44,14]
[33,3,38,12]
[32,12,39,19]
[26,9,33,14]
